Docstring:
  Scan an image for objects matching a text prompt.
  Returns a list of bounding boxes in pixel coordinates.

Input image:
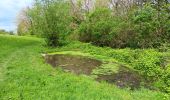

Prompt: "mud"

[44,54,147,89]
[96,66,144,89]
[44,54,102,75]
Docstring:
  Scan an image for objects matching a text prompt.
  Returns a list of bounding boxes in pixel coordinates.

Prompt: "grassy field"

[0,34,169,100]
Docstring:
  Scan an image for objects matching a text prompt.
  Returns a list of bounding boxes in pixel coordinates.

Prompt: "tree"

[0,29,8,34]
[28,0,71,46]
[17,8,32,36]
[95,0,109,9]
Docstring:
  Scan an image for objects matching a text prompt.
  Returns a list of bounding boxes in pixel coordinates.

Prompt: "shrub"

[132,50,163,80]
[78,8,122,47]
[76,3,170,49]
[131,4,170,48]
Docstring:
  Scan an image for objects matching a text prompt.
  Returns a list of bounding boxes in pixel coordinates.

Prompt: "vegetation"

[0,35,169,99]
[0,29,14,35]
[44,41,170,93]
[1,0,169,99]
[18,0,170,48]
[17,0,71,46]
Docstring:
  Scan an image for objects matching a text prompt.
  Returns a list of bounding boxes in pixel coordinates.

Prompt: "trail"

[0,44,37,83]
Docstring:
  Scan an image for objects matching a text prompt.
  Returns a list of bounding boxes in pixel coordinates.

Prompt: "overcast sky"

[0,0,33,32]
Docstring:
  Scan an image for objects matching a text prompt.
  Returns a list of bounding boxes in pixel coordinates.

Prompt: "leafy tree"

[28,0,71,46]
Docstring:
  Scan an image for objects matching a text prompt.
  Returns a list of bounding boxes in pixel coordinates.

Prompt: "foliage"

[74,2,170,48]
[28,0,71,46]
[78,8,122,47]
[132,50,163,79]
[2,0,170,98]
[45,41,170,93]
[18,0,170,48]
[1,35,169,100]
[131,4,170,48]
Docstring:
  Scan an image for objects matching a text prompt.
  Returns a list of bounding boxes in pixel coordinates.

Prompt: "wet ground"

[44,54,102,75]
[96,66,143,89]
[44,54,147,89]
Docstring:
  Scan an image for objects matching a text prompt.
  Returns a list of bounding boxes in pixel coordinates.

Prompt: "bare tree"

[95,0,109,9]
[16,7,32,35]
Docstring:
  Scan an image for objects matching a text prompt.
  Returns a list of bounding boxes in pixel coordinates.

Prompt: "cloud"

[0,0,33,31]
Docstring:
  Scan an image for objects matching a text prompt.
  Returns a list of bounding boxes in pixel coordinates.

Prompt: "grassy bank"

[0,35,169,100]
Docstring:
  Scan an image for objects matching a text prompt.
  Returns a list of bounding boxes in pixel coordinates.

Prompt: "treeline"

[17,0,170,48]
[0,29,14,35]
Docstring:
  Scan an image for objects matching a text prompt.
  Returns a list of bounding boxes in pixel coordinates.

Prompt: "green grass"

[0,34,169,100]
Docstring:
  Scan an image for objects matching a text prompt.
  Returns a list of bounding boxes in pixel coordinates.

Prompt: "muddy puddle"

[44,54,147,89]
[44,54,102,75]
[96,66,144,89]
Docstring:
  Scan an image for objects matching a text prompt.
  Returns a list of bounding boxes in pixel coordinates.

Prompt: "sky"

[0,0,33,32]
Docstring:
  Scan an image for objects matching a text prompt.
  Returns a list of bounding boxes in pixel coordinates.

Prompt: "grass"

[0,34,169,100]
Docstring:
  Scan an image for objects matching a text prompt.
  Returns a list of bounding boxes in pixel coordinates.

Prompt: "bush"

[76,3,170,49]
[132,50,163,79]
[78,8,122,47]
[131,4,170,48]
